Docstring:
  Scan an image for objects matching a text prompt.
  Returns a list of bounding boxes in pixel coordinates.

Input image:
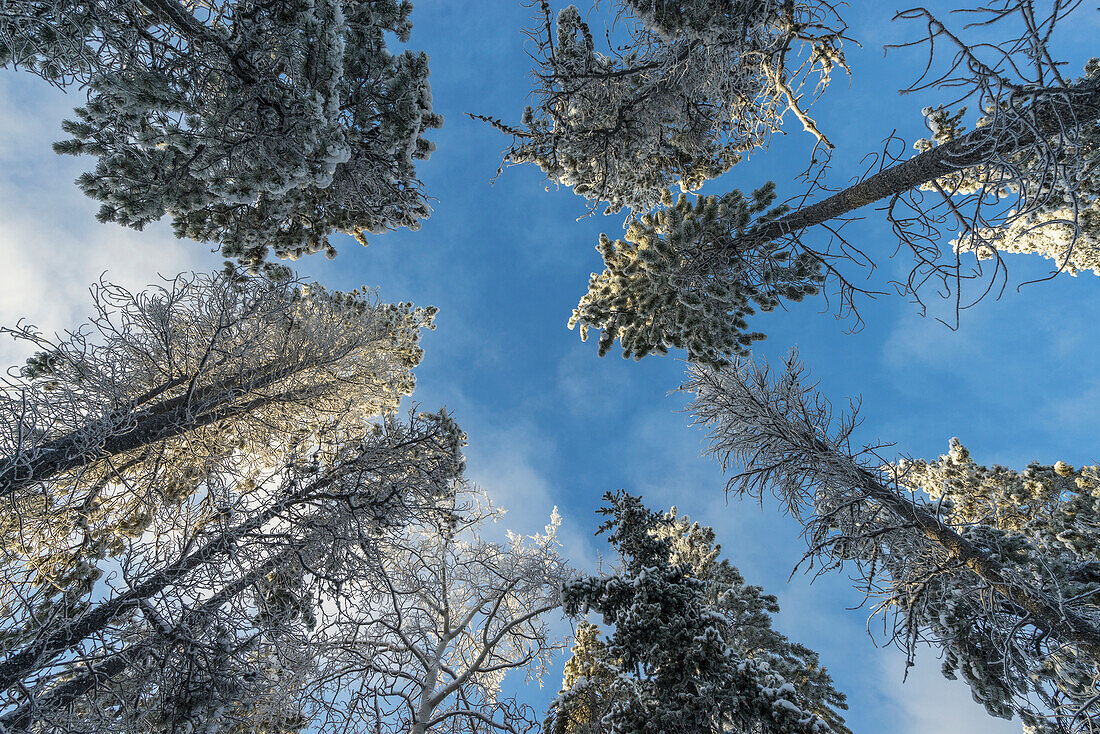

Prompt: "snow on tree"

[568,184,824,364]
[547,491,847,734]
[0,0,441,269]
[308,485,568,734]
[543,622,615,734]
[687,355,1100,731]
[495,1,1100,362]
[0,266,434,638]
[0,263,433,505]
[492,0,847,214]
[911,77,1100,278]
[0,399,469,732]
[0,266,453,731]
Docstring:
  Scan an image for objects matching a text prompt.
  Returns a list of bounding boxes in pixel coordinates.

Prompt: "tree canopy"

[548,491,848,734]
[0,269,467,732]
[497,0,1100,364]
[499,0,847,214]
[0,0,441,269]
[688,356,1100,732]
[4,0,1100,732]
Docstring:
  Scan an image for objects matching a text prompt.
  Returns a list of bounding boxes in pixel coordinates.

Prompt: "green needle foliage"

[548,492,848,734]
[570,186,822,364]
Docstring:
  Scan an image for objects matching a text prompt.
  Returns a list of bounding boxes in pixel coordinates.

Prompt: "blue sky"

[2,2,1100,732]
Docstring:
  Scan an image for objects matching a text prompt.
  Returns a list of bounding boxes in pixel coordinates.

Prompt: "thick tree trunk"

[0,360,317,499]
[742,78,1100,249]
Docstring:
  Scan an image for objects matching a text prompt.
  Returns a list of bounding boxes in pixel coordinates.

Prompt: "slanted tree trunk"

[0,548,293,732]
[829,440,1100,658]
[0,360,327,499]
[688,363,1100,661]
[0,446,380,694]
[742,78,1100,249]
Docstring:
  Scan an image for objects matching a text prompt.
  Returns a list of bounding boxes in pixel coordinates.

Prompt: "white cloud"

[463,417,598,573]
[0,73,215,368]
[882,649,1020,734]
[880,310,983,375]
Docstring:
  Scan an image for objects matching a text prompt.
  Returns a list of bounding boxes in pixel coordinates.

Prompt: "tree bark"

[137,0,260,84]
[0,360,321,499]
[137,0,230,51]
[741,77,1100,249]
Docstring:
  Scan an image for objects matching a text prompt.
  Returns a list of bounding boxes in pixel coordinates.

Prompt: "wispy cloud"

[465,419,598,572]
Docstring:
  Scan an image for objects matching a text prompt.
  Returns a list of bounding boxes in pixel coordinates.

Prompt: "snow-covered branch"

[687,354,1100,729]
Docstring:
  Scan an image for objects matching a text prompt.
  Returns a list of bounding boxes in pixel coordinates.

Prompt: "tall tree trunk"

[0,360,321,499]
[833,443,1100,658]
[741,78,1100,249]
[690,366,1100,660]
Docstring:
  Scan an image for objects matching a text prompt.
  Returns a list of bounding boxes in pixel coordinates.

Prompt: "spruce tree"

[548,492,847,734]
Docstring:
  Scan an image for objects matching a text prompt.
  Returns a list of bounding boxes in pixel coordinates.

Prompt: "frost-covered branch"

[495,0,848,214]
[312,487,568,734]
[687,355,1100,730]
[0,408,467,732]
[0,267,435,556]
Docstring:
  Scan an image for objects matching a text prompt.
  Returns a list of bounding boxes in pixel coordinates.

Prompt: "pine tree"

[498,1,1100,363]
[0,0,441,268]
[687,356,1100,731]
[548,491,847,734]
[568,185,823,363]
[497,0,846,214]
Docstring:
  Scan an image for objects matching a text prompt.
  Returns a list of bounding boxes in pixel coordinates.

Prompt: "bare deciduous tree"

[0,268,456,732]
[0,265,433,529]
[311,487,568,734]
[1,405,468,733]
